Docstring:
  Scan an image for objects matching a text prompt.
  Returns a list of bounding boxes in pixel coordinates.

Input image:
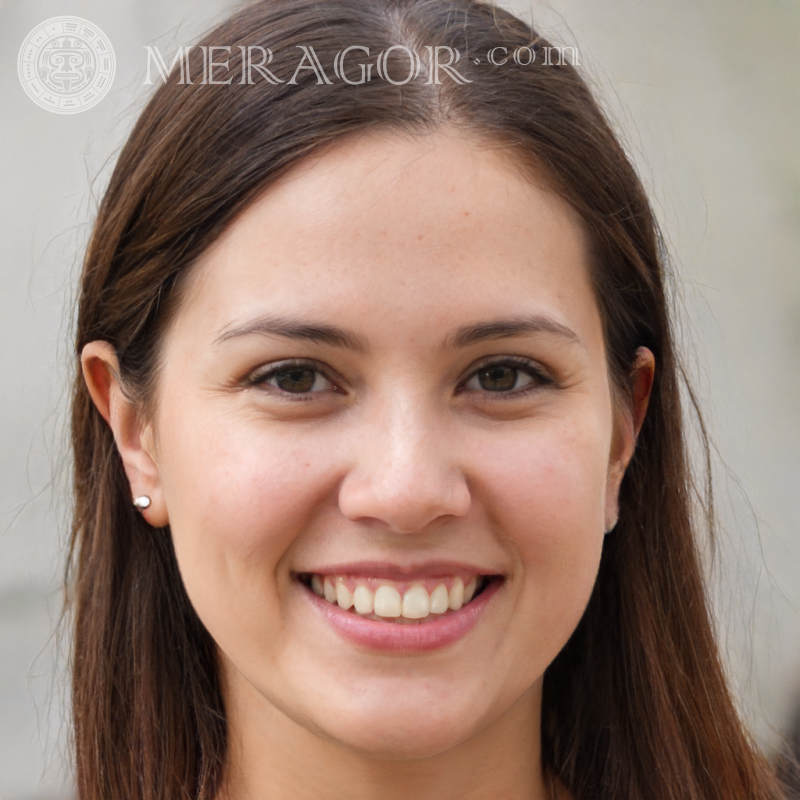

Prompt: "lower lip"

[304,579,502,653]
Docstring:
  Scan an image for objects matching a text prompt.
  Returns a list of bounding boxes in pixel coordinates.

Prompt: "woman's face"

[128,130,642,761]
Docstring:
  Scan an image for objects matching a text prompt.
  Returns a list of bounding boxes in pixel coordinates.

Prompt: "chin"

[322,711,479,761]
[298,677,501,760]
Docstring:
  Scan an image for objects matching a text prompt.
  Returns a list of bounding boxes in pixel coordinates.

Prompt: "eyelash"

[247,356,554,402]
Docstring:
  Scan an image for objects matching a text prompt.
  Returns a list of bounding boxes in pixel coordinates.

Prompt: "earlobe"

[80,341,169,527]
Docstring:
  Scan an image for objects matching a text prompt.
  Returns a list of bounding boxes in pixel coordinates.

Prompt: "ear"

[604,346,655,532]
[81,341,169,528]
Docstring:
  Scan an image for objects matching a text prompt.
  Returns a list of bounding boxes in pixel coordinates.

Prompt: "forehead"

[176,129,600,352]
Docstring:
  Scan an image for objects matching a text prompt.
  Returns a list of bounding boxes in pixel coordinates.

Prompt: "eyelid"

[466,354,549,377]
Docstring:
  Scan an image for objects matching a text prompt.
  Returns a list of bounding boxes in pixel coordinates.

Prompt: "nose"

[337,397,471,534]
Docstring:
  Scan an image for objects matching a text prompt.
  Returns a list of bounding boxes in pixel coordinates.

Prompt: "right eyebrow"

[212,313,370,353]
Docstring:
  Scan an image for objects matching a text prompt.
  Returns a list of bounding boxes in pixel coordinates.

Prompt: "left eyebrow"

[212,312,584,352]
[444,314,584,351]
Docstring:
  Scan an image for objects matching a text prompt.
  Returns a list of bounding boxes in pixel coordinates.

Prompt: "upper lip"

[294,560,502,580]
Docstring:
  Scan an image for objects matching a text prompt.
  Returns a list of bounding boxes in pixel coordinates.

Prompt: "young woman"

[68,0,790,797]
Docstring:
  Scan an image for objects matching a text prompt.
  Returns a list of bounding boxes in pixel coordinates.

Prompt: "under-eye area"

[297,573,501,623]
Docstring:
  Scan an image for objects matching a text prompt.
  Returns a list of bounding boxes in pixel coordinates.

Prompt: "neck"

[217,666,554,800]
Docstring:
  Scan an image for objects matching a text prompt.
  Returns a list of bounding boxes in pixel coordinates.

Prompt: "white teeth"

[463,577,477,605]
[429,583,449,614]
[374,585,402,618]
[353,584,374,614]
[335,577,353,610]
[402,583,430,619]
[449,577,464,611]
[310,574,486,620]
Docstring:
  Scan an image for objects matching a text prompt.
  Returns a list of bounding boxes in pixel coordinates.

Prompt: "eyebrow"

[445,316,582,350]
[214,313,370,352]
[213,312,583,352]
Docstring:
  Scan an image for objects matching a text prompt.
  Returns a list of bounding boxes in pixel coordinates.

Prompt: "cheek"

[156,403,329,609]
[476,418,608,646]
[479,414,609,533]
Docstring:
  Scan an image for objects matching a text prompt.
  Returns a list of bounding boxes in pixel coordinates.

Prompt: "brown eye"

[476,365,519,392]
[462,358,551,397]
[250,360,337,396]
[274,366,317,393]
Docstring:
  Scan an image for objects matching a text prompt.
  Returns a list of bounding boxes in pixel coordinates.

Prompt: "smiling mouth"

[297,573,496,624]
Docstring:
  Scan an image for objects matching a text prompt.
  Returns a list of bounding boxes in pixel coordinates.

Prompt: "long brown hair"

[68,0,788,797]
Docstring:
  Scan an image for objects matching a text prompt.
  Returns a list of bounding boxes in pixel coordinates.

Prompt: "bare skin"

[82,128,654,800]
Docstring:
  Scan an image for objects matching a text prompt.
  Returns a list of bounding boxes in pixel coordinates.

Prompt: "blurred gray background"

[0,0,797,797]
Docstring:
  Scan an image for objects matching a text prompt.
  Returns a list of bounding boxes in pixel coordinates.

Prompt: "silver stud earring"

[133,495,152,510]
